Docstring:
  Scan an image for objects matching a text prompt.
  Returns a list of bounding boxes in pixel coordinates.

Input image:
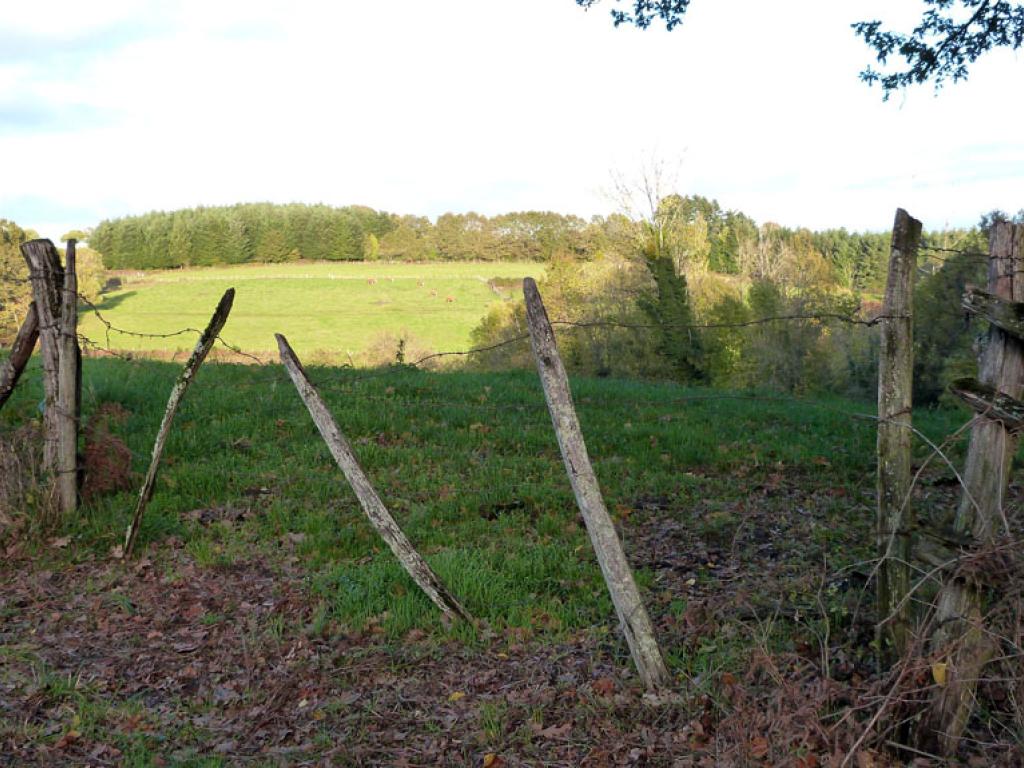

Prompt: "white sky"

[2,0,1022,240]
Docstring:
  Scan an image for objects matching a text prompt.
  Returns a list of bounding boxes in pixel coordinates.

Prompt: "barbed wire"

[551,313,900,331]
[918,243,990,260]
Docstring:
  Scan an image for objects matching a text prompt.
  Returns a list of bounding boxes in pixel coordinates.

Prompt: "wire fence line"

[0,280,990,419]
[917,242,990,260]
[0,251,996,447]
[2,249,990,381]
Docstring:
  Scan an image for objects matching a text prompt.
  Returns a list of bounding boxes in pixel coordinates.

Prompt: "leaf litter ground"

[3,467,1019,767]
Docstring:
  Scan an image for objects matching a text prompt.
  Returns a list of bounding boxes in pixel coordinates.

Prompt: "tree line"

[468,200,1019,406]
[88,200,894,291]
[1,219,104,340]
[5,199,1011,410]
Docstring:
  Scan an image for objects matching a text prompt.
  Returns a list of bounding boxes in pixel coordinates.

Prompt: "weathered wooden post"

[876,208,921,659]
[123,288,235,557]
[20,240,65,477]
[0,302,39,411]
[921,221,1024,754]
[523,277,670,690]
[276,333,471,624]
[56,241,81,515]
[20,239,81,517]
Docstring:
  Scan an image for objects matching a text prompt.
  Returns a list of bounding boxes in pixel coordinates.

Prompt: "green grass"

[0,353,988,761]
[79,261,543,360]
[0,356,973,640]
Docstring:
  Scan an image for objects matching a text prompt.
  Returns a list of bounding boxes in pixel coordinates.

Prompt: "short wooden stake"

[123,288,235,557]
[0,302,39,411]
[276,333,470,623]
[522,277,670,690]
[876,208,921,659]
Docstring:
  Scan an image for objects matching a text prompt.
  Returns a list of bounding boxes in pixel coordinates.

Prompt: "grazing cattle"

[445,295,455,303]
[417,280,424,287]
[367,277,377,285]
[430,289,437,297]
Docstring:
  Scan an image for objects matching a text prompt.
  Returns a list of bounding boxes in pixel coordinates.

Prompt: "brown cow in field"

[367,277,377,285]
[445,295,455,303]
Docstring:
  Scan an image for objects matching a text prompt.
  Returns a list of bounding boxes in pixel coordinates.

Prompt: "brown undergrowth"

[81,402,135,503]
[0,425,56,541]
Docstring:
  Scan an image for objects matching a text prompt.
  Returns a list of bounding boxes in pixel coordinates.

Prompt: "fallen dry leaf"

[538,722,571,740]
[55,730,81,749]
[749,736,769,760]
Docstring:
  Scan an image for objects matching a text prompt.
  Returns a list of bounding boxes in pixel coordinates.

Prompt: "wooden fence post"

[56,241,81,515]
[123,288,235,557]
[20,240,65,478]
[20,239,81,517]
[876,208,921,659]
[276,333,471,623]
[522,277,670,690]
[0,302,39,411]
[921,221,1024,754]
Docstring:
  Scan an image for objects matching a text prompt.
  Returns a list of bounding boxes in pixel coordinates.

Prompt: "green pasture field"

[1,358,969,638]
[0,358,987,763]
[77,261,544,361]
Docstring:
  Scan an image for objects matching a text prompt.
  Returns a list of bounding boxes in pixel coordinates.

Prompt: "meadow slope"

[2,357,1007,765]
[78,261,544,362]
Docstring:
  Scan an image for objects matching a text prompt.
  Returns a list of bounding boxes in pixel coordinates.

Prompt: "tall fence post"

[56,240,81,515]
[876,210,925,663]
[876,208,921,659]
[523,277,670,690]
[20,240,64,477]
[20,239,80,517]
[922,221,1024,754]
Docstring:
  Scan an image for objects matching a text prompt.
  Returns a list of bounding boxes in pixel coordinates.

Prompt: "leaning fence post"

[522,277,670,690]
[876,208,921,660]
[922,221,1024,754]
[0,302,39,411]
[276,333,471,624]
[56,240,81,515]
[123,288,235,557]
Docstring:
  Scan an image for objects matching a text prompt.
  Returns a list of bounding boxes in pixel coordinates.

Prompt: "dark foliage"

[577,0,1024,96]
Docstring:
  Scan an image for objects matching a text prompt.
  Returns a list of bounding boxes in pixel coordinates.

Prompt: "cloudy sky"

[2,0,1022,240]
